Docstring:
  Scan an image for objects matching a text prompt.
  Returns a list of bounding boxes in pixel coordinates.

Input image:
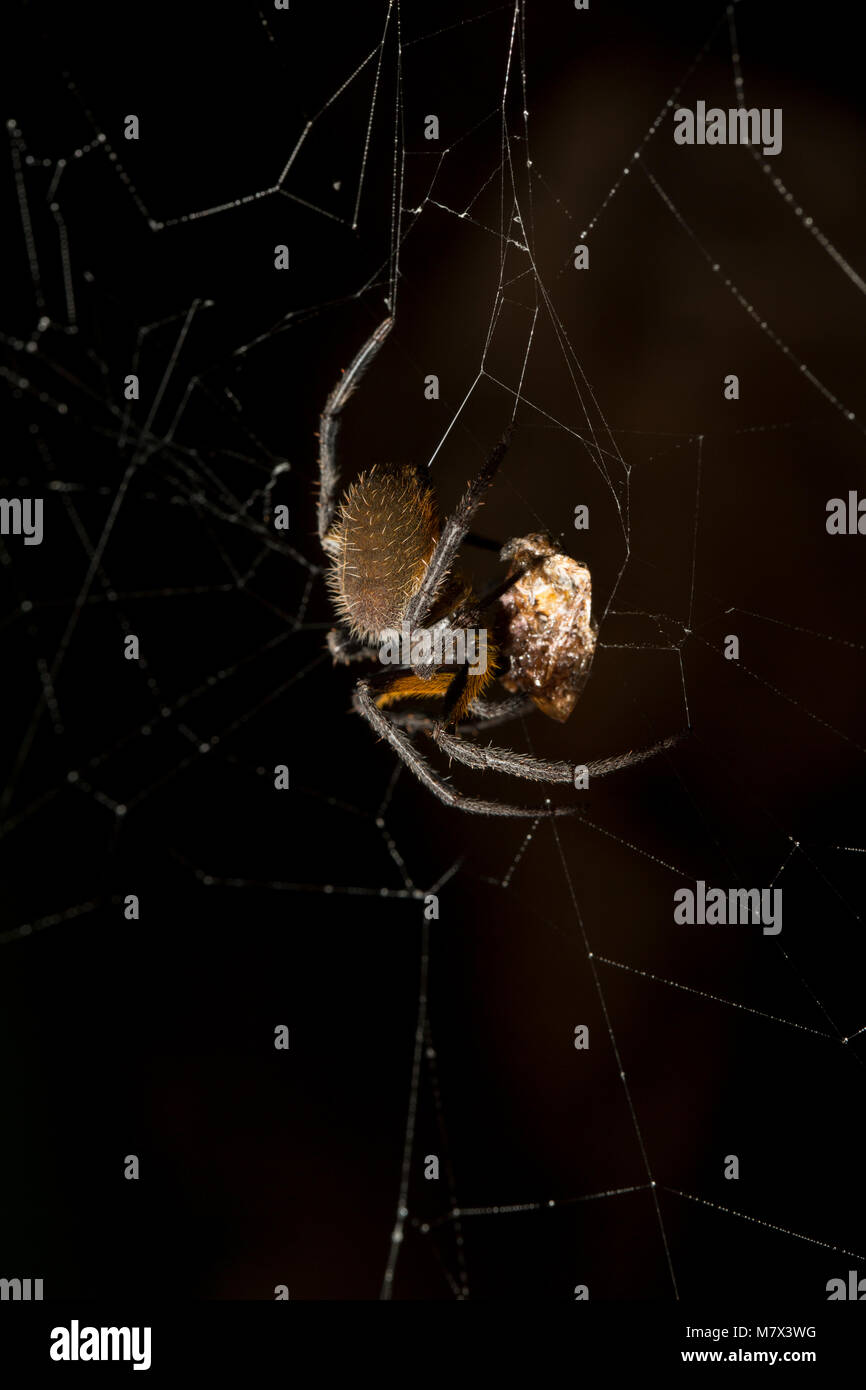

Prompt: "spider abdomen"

[325,463,439,641]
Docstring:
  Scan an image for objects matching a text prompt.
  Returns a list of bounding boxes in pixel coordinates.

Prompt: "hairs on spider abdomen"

[325,463,440,642]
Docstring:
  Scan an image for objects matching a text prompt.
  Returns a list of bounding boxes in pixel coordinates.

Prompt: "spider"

[316,316,676,817]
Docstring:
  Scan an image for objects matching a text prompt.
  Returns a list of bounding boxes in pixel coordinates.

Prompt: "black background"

[1,0,864,1302]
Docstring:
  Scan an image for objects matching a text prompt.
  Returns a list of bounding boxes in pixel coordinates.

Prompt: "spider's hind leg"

[317,316,393,545]
[431,725,681,785]
[352,679,581,819]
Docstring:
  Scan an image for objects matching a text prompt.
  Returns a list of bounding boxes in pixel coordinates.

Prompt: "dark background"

[1,0,864,1301]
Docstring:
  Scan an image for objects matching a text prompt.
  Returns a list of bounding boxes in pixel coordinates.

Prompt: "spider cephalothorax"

[316,316,676,816]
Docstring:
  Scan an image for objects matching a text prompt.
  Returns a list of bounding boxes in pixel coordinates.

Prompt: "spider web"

[2,0,864,1302]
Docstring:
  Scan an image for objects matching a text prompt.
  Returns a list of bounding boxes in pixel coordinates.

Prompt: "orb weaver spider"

[316,317,676,816]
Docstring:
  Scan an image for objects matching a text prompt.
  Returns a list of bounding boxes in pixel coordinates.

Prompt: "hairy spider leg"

[317,316,393,543]
[352,678,583,818]
[430,725,682,786]
[403,428,514,638]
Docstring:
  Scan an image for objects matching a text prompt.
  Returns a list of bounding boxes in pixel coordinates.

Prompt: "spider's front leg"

[404,429,513,685]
